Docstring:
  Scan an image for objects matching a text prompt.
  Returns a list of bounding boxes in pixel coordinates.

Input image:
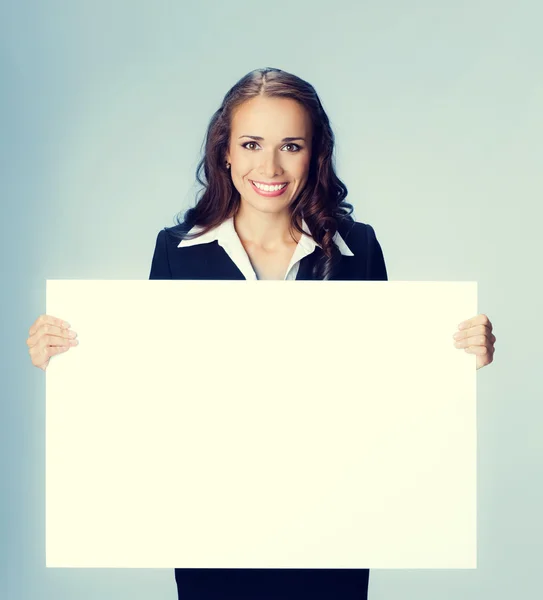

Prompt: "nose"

[258,150,284,179]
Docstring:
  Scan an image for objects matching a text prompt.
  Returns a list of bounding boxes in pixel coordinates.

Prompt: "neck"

[234,204,302,251]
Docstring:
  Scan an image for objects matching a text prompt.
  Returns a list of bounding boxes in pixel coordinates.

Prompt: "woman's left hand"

[453,314,496,370]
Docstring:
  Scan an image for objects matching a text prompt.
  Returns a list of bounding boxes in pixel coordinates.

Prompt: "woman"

[26,68,496,600]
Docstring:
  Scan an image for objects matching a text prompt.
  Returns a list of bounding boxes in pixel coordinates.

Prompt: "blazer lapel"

[296,247,324,280]
[211,242,246,279]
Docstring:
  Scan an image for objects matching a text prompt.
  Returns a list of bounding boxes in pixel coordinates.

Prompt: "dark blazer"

[149,218,388,281]
[148,217,388,600]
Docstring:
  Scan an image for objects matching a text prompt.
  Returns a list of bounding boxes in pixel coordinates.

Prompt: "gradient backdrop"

[2,1,542,599]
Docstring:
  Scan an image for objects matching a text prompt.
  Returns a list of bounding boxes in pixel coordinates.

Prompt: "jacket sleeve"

[149,229,173,279]
[366,224,388,281]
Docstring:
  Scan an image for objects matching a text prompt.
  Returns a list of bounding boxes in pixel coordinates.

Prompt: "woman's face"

[225,95,312,217]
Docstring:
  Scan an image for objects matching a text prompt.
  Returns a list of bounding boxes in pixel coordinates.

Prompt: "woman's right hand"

[26,314,79,371]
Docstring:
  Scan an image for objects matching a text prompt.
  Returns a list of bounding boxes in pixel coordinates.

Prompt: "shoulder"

[334,217,388,280]
[336,218,381,254]
[150,220,206,280]
[165,221,193,238]
[155,221,193,247]
[150,221,194,265]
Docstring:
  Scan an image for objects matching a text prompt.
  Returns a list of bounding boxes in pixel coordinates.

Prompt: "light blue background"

[2,1,542,598]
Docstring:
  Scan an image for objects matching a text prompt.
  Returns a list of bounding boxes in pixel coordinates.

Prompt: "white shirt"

[177,216,354,280]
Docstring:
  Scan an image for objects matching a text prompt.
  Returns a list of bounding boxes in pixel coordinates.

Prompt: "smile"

[250,180,289,197]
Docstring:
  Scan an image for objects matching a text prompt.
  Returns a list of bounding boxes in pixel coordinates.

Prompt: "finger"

[29,342,71,369]
[29,337,77,367]
[453,324,493,341]
[42,334,79,349]
[458,314,492,333]
[47,345,72,358]
[464,345,490,355]
[27,324,77,348]
[29,315,70,337]
[454,334,490,349]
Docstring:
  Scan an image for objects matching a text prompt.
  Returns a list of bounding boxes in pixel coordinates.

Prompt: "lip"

[250,180,289,197]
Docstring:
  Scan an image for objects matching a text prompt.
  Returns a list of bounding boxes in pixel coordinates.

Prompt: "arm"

[366,224,388,281]
[149,229,173,279]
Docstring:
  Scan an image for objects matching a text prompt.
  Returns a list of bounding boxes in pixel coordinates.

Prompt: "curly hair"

[173,67,354,280]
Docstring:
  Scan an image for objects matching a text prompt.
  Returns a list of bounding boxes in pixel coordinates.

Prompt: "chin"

[240,197,291,215]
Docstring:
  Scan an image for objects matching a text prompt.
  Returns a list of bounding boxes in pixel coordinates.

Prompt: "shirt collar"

[177,216,354,256]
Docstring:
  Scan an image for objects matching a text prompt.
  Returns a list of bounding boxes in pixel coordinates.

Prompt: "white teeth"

[253,181,287,192]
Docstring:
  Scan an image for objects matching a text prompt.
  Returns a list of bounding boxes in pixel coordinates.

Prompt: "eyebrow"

[238,135,306,142]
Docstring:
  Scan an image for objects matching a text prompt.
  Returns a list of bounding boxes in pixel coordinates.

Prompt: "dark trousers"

[175,568,370,599]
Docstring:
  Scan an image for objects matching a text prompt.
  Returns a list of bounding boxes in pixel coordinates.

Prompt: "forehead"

[230,96,311,137]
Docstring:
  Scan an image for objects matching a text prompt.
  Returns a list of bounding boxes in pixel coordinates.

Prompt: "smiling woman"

[25,66,496,600]
[174,67,356,282]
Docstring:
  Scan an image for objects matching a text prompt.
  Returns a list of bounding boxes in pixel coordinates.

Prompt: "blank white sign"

[46,280,477,568]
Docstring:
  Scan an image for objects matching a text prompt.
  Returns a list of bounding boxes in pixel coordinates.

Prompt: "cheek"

[295,156,311,179]
[232,153,252,175]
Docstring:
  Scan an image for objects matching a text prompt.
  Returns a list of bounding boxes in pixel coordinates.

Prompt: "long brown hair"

[173,67,354,280]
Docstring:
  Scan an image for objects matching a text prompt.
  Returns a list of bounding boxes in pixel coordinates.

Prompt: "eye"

[241,141,302,152]
[242,142,260,151]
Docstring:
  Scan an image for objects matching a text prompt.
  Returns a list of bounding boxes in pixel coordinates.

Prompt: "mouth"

[250,180,289,197]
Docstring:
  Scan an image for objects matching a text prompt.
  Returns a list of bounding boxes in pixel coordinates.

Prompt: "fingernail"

[63,321,71,328]
[458,323,466,330]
